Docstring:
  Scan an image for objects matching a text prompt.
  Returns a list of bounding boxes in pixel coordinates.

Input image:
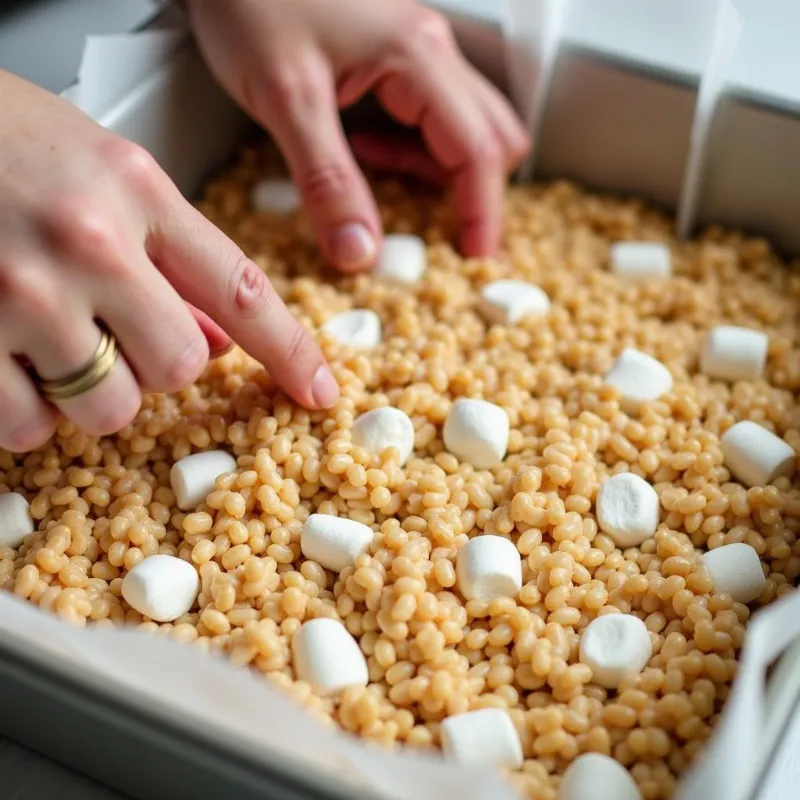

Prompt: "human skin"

[0,1,527,452]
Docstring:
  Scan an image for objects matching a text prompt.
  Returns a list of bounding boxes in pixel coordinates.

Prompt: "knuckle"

[229,254,278,319]
[261,52,328,119]
[44,196,123,266]
[399,8,454,56]
[0,267,58,318]
[100,137,163,196]
[157,334,209,393]
[296,161,352,207]
[465,134,503,167]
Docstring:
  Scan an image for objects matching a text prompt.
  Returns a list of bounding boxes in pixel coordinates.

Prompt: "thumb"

[258,53,383,272]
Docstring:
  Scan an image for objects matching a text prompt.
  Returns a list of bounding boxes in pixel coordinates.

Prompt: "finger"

[27,322,141,437]
[188,305,233,357]
[467,72,531,170]
[256,52,382,272]
[147,204,340,410]
[350,133,448,185]
[375,55,506,256]
[97,259,211,393]
[0,358,57,452]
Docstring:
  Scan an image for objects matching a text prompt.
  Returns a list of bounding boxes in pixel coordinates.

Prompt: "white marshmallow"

[604,348,673,411]
[700,325,768,382]
[250,178,301,215]
[559,753,642,800]
[321,309,382,349]
[579,613,652,689]
[478,279,551,325]
[375,234,427,283]
[700,543,765,604]
[443,398,509,469]
[301,514,374,572]
[0,492,34,548]
[721,420,795,488]
[351,407,415,466]
[596,472,660,548]
[291,618,368,696]
[610,241,671,281]
[171,450,238,511]
[121,555,200,622]
[456,535,522,601]
[440,708,523,769]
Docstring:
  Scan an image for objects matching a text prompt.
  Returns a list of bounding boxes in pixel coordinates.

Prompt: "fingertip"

[459,221,500,258]
[310,364,340,409]
[324,222,379,273]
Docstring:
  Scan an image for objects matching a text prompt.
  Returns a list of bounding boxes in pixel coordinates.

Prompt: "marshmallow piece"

[604,348,673,411]
[121,555,200,622]
[610,241,671,281]
[291,618,368,696]
[352,407,415,466]
[250,178,301,215]
[478,279,551,325]
[443,398,509,469]
[559,753,642,800]
[301,514,374,572]
[596,472,660,548]
[375,234,427,283]
[0,492,34,548]
[700,543,765,604]
[321,309,382,349]
[456,535,522,601]
[579,613,652,689]
[171,450,238,511]
[440,708,523,769]
[721,420,795,487]
[700,325,769,382]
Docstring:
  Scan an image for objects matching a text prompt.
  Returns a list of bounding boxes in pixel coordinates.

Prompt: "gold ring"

[37,330,119,402]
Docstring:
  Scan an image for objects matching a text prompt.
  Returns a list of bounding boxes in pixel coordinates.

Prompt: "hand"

[0,70,339,452]
[187,0,529,270]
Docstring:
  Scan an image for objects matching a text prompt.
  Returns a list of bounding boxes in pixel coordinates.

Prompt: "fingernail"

[327,223,376,271]
[210,342,235,359]
[311,364,340,408]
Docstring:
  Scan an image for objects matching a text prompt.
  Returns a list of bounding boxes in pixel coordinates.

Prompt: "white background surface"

[432,0,800,107]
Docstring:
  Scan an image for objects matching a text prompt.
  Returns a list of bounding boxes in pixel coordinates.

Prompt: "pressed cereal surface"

[2,144,800,800]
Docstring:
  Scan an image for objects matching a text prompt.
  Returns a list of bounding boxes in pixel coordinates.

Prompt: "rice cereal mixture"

[2,142,800,800]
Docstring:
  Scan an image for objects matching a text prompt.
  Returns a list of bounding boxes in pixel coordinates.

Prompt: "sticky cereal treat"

[5,148,800,800]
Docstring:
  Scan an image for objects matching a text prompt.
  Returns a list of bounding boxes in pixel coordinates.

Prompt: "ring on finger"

[34,328,119,402]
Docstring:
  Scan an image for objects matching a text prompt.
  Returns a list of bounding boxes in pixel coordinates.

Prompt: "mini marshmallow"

[440,708,523,769]
[443,398,509,469]
[375,234,427,283]
[351,407,415,466]
[721,420,795,488]
[596,472,660,548]
[250,178,301,215]
[321,309,382,349]
[478,279,551,325]
[579,613,652,689]
[700,543,765,604]
[121,555,200,622]
[171,450,238,511]
[610,241,671,281]
[291,618,368,696]
[700,325,768,382]
[301,514,374,572]
[559,753,642,800]
[456,535,522,601]
[0,492,34,548]
[604,348,673,411]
